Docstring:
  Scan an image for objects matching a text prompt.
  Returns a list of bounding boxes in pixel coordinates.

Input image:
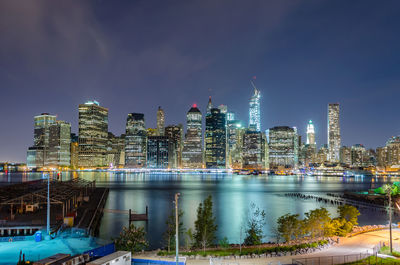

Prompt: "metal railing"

[292,244,380,265]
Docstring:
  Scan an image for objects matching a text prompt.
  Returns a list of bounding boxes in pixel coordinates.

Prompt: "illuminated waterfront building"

[147,136,173,168]
[351,144,366,167]
[242,131,268,170]
[376,136,400,169]
[205,108,226,168]
[317,144,329,164]
[386,136,400,166]
[125,113,147,168]
[249,81,261,132]
[78,100,109,168]
[165,124,183,168]
[327,103,341,163]
[306,120,316,145]
[157,106,165,136]
[106,132,125,168]
[182,104,203,168]
[48,120,71,168]
[299,144,316,168]
[27,113,56,169]
[376,147,387,168]
[267,126,298,169]
[70,133,79,169]
[226,119,244,168]
[339,146,351,167]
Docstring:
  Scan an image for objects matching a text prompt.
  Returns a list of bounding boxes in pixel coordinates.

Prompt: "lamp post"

[46,173,50,237]
[175,193,180,265]
[384,184,393,253]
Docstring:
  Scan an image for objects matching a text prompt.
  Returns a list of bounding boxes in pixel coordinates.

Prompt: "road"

[133,229,400,265]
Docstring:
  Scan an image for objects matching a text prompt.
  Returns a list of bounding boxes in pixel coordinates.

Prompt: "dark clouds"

[0,0,399,162]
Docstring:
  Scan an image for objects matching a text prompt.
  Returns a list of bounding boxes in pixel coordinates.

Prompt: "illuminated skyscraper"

[48,120,71,168]
[70,133,79,169]
[106,132,125,168]
[207,96,212,115]
[226,111,235,122]
[327,103,341,163]
[205,108,226,168]
[125,113,147,168]
[226,119,243,168]
[267,126,298,169]
[182,104,203,168]
[242,131,268,170]
[27,113,56,169]
[147,136,172,168]
[249,80,261,132]
[351,144,366,167]
[78,100,109,168]
[306,120,316,145]
[157,106,165,136]
[165,124,183,168]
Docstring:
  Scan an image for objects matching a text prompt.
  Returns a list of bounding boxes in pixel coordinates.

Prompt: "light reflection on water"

[0,171,397,249]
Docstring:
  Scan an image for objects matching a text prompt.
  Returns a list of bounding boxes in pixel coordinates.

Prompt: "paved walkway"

[133,229,400,265]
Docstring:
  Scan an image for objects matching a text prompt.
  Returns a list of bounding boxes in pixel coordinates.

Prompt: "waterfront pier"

[0,178,109,237]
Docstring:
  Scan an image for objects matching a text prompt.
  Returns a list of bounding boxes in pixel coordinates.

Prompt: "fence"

[0,235,34,242]
[292,244,380,265]
[292,253,374,265]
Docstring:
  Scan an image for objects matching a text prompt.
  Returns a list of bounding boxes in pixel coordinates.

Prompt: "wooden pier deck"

[129,207,148,223]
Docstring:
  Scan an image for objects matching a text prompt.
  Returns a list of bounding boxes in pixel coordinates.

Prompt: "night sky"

[1,1,400,162]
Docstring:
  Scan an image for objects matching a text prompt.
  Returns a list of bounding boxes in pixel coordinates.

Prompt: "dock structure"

[129,206,148,224]
[0,178,107,237]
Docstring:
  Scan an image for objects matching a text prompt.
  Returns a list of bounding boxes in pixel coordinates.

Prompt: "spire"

[207,96,212,115]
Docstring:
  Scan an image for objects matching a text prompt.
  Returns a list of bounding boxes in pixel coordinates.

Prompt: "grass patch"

[379,246,400,258]
[158,240,329,257]
[342,256,400,264]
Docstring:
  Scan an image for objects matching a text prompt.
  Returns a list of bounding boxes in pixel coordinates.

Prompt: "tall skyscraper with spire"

[306,120,316,145]
[249,80,261,132]
[157,106,165,136]
[328,103,341,163]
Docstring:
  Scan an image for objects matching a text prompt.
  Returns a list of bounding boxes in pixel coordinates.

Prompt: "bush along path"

[157,239,335,259]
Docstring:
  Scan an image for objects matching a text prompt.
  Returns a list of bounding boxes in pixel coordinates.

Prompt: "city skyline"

[1,1,400,162]
[3,94,400,164]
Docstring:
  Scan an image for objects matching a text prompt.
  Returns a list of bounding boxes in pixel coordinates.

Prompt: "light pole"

[384,184,393,253]
[46,173,50,237]
[175,193,180,265]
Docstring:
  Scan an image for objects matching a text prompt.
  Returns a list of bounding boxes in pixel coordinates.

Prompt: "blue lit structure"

[249,80,261,132]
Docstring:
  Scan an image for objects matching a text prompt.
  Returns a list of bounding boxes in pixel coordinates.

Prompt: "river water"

[1,171,397,249]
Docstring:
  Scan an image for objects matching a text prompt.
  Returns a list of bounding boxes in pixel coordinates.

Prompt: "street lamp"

[384,184,393,253]
[175,193,180,265]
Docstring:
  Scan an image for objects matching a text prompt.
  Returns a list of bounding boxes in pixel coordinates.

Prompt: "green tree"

[114,224,148,253]
[338,205,360,226]
[194,195,218,252]
[218,237,229,249]
[185,228,194,250]
[244,203,266,246]
[163,209,184,252]
[277,214,302,242]
[304,207,331,238]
